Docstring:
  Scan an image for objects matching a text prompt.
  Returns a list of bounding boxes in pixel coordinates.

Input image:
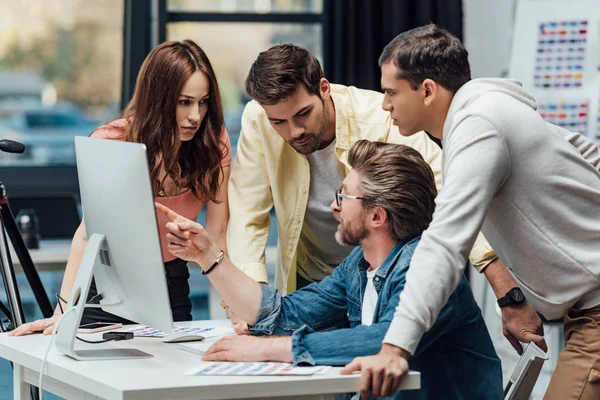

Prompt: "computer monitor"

[54,136,173,360]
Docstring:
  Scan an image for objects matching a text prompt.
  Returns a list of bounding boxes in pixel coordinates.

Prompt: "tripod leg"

[0,300,12,331]
[1,203,53,318]
[30,385,40,400]
[0,212,25,327]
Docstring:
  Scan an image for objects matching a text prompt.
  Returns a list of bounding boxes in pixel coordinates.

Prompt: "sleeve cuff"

[469,232,498,273]
[237,262,269,283]
[248,284,281,336]
[291,325,316,366]
[382,316,426,355]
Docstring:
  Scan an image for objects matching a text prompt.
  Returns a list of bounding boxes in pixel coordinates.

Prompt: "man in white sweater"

[341,24,600,399]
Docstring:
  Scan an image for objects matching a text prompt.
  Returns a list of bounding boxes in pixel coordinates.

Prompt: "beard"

[334,212,369,246]
[288,100,329,154]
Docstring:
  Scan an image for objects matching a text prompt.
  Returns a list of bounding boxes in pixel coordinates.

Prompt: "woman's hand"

[8,314,61,336]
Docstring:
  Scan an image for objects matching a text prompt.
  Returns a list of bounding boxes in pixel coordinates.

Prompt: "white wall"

[463,0,517,78]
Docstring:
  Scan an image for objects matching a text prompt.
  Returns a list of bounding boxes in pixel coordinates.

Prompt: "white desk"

[0,320,421,400]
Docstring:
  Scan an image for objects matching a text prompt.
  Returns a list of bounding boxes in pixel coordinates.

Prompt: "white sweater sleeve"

[550,123,600,172]
[383,116,511,354]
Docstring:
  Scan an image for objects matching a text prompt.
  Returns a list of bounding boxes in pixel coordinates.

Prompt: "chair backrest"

[504,342,549,400]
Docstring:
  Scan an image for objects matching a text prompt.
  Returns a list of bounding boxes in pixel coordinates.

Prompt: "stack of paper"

[186,362,331,376]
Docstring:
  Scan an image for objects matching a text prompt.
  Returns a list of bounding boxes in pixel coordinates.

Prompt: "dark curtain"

[121,0,155,110]
[322,0,463,92]
[322,0,462,150]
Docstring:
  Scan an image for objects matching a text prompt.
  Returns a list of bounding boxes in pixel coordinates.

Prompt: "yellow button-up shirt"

[227,84,495,294]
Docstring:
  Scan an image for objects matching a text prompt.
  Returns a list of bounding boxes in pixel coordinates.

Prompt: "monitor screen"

[73,136,172,333]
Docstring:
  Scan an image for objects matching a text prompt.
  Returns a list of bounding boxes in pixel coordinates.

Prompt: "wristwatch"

[497,287,526,308]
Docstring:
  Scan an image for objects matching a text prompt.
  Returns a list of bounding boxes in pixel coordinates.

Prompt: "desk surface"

[0,320,420,400]
[10,239,71,271]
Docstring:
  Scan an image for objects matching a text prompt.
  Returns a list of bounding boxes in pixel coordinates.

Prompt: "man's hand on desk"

[202,335,293,363]
[8,314,60,336]
[340,343,409,399]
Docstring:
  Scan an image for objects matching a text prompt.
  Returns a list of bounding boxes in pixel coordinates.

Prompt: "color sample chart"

[533,20,588,89]
[538,101,589,133]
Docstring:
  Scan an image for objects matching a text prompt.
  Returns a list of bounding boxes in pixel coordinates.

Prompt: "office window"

[0,4,125,397]
[168,0,323,13]
[0,0,124,167]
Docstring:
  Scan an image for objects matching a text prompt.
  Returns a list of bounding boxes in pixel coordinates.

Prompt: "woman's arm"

[9,220,89,335]
[205,165,230,256]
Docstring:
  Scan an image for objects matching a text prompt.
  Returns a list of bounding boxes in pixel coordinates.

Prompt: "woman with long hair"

[10,39,231,334]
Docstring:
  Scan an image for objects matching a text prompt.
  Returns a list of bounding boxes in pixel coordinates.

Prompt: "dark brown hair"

[379,23,471,93]
[245,44,323,105]
[348,140,437,241]
[115,39,226,202]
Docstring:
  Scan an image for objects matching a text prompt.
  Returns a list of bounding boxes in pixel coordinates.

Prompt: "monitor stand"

[54,233,152,360]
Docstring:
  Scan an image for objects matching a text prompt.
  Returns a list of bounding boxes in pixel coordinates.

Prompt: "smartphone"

[77,322,123,334]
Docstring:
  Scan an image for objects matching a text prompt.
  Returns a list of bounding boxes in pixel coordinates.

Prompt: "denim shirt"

[250,237,503,400]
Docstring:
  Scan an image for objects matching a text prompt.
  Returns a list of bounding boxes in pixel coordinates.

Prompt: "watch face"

[509,287,526,303]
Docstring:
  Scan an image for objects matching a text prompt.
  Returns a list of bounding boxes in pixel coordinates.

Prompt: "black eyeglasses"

[335,188,366,207]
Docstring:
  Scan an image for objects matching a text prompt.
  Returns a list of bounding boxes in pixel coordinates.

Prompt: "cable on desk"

[76,336,113,344]
[55,293,118,344]
[39,307,77,400]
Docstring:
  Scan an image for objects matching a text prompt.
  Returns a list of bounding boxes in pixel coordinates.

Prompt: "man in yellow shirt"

[228,44,492,292]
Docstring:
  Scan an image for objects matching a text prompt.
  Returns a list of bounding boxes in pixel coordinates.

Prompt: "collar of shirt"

[356,237,419,292]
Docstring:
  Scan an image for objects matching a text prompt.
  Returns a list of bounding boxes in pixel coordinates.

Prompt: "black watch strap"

[497,295,512,307]
[497,287,526,308]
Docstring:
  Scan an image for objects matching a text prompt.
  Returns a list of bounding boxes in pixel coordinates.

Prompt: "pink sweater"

[91,118,231,262]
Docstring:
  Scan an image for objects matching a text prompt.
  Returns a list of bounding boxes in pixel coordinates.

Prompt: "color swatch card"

[538,101,589,133]
[186,362,331,376]
[123,325,234,338]
[533,20,588,89]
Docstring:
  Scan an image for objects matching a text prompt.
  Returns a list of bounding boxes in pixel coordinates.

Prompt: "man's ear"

[370,206,388,228]
[320,78,331,101]
[422,78,437,106]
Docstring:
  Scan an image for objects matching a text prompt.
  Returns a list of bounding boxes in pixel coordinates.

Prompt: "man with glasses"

[156,140,503,399]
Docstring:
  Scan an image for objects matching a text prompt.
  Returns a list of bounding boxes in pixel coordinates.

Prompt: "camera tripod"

[0,140,54,400]
[0,182,54,330]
